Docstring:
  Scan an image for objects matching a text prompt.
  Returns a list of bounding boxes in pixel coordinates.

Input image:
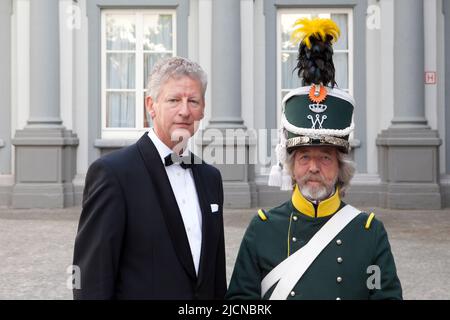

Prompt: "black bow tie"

[164,153,194,169]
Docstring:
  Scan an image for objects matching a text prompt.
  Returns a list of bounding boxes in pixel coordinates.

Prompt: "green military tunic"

[226,186,402,300]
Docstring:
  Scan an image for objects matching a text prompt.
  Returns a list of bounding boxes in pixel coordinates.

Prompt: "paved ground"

[0,205,449,300]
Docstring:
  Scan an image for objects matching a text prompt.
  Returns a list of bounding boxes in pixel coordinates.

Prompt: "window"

[101,9,176,139]
[277,8,353,121]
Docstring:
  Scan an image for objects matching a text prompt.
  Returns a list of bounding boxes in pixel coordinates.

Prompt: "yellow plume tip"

[290,17,341,49]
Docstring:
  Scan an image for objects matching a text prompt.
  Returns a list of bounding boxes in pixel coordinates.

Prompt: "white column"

[73,0,89,205]
[209,0,244,128]
[0,0,12,206]
[198,0,212,128]
[0,0,12,174]
[28,0,63,126]
[391,0,427,127]
[376,0,442,209]
[12,0,79,208]
[241,0,254,129]
[366,0,381,175]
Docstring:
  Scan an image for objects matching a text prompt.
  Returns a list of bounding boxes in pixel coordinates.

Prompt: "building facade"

[0,0,449,209]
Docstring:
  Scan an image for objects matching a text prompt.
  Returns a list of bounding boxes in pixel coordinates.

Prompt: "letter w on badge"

[307,114,327,129]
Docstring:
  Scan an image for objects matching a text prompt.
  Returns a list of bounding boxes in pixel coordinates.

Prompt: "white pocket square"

[210,204,219,213]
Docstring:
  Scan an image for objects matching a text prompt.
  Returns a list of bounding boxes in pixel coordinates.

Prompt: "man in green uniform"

[226,17,402,300]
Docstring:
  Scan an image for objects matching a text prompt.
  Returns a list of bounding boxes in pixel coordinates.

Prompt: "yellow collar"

[291,185,341,218]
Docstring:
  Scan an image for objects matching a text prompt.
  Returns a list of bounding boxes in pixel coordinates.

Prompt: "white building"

[0,0,448,209]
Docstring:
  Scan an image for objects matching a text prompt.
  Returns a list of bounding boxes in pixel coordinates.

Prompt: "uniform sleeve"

[226,217,263,300]
[369,220,403,300]
[72,159,126,300]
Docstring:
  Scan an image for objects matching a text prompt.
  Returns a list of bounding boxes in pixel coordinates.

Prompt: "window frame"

[276,7,354,126]
[100,9,177,139]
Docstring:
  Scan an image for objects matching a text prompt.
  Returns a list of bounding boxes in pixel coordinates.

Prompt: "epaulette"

[257,209,268,221]
[365,212,376,230]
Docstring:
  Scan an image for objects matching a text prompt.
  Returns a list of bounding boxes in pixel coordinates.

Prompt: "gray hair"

[285,148,356,197]
[146,56,208,100]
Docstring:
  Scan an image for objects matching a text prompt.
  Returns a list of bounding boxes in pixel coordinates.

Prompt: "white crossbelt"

[261,204,360,300]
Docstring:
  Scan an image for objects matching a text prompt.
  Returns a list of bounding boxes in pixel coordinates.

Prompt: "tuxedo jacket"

[73,133,226,299]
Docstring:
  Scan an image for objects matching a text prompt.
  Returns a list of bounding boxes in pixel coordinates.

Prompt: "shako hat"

[269,17,356,190]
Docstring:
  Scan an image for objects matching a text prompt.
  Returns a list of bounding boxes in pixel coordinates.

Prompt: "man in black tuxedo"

[73,57,226,299]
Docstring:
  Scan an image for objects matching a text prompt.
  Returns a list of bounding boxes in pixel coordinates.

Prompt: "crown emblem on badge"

[308,103,327,113]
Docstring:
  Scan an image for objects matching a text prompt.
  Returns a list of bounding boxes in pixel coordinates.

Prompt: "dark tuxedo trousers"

[73,133,226,299]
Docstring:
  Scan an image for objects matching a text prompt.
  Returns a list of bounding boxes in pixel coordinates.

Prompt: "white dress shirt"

[147,129,202,275]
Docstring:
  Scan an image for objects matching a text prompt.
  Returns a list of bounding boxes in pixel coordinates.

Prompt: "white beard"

[298,174,338,202]
[300,184,331,201]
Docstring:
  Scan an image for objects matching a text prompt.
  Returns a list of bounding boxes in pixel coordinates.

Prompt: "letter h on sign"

[425,72,437,85]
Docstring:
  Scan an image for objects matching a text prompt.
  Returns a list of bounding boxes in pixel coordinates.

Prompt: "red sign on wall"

[424,71,437,84]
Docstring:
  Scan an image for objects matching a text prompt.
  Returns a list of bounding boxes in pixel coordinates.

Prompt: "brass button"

[292,237,297,242]
[337,276,342,283]
[290,291,295,297]
[337,257,343,263]
[336,239,342,245]
[336,297,341,300]
[293,216,298,221]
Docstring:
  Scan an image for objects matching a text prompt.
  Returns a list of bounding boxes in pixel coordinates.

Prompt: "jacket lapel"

[190,158,219,288]
[136,133,197,281]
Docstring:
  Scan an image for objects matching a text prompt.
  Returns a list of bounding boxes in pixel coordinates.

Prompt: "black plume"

[295,35,336,87]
